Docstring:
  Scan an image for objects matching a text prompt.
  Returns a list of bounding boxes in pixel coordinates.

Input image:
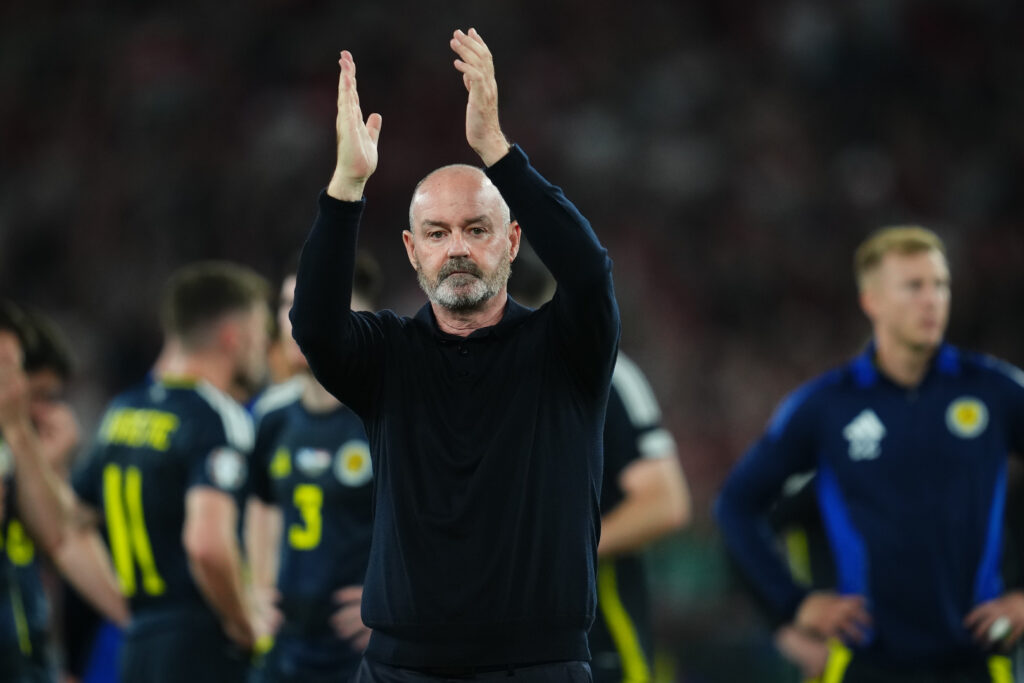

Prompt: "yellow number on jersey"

[0,519,35,566]
[103,464,166,597]
[288,484,323,550]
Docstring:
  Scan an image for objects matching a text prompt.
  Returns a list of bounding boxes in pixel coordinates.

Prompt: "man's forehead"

[412,176,503,220]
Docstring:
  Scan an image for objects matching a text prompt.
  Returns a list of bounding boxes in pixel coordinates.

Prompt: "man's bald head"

[408,165,511,233]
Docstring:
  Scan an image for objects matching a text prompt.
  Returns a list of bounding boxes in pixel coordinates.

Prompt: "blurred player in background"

[716,226,1024,682]
[509,249,691,683]
[246,253,380,682]
[6,305,80,682]
[71,262,270,683]
[0,303,128,682]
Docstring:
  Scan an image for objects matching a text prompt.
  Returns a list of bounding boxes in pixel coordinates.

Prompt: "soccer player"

[290,29,619,682]
[71,261,270,683]
[0,303,128,683]
[715,226,1024,682]
[508,249,691,683]
[246,254,380,682]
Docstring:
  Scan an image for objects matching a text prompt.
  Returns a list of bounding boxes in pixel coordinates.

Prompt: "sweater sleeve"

[485,146,620,393]
[289,191,386,416]
[714,381,825,622]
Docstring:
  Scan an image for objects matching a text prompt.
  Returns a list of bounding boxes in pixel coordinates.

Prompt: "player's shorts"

[0,641,56,683]
[119,606,248,683]
[819,640,1014,683]
[250,633,360,683]
[352,659,592,682]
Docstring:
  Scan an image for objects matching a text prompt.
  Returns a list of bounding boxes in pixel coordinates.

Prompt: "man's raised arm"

[290,51,383,409]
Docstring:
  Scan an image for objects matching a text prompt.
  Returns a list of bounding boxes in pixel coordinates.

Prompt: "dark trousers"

[120,610,249,683]
[352,659,592,682]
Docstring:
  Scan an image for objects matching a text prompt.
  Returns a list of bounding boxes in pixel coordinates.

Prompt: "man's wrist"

[327,172,367,202]
[476,135,512,167]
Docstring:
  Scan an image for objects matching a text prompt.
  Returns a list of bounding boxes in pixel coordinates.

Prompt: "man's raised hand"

[328,50,382,202]
[450,28,509,167]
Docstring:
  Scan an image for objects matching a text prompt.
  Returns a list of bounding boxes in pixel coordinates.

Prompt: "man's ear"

[859,287,877,321]
[508,221,521,262]
[215,318,241,354]
[402,230,418,270]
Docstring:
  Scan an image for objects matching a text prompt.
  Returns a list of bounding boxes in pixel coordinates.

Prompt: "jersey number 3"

[104,464,166,597]
[288,484,323,550]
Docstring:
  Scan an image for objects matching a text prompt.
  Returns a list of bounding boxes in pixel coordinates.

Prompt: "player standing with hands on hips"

[716,227,1024,682]
[290,28,619,683]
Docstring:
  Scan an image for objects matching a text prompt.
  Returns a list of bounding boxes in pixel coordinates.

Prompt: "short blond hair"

[854,225,946,291]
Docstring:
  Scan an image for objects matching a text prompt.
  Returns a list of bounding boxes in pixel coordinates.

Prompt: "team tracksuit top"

[716,342,1024,670]
[290,145,620,668]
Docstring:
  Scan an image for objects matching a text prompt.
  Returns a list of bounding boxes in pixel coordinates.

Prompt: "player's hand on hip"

[774,624,829,679]
[327,50,382,202]
[965,591,1024,650]
[332,585,371,651]
[450,28,509,167]
[795,591,872,644]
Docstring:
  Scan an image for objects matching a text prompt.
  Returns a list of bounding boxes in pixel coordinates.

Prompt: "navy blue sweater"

[290,146,620,668]
[715,343,1024,670]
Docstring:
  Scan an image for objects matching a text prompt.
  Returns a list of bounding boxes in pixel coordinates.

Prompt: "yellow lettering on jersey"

[288,484,323,551]
[270,448,292,479]
[4,520,35,567]
[101,410,179,451]
[103,463,166,597]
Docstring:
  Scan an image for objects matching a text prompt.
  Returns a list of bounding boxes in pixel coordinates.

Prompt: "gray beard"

[417,254,511,312]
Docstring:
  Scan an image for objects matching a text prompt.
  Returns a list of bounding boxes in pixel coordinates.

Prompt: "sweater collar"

[414,295,533,340]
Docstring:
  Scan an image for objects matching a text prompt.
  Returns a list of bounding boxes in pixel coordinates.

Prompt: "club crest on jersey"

[0,441,13,478]
[296,448,332,477]
[207,447,246,491]
[843,409,886,461]
[335,440,372,487]
[946,397,988,439]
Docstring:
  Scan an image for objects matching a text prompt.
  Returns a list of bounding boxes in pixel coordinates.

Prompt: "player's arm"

[0,338,68,555]
[244,497,283,639]
[714,381,870,642]
[184,486,256,650]
[598,454,690,558]
[53,501,130,627]
[964,358,1024,648]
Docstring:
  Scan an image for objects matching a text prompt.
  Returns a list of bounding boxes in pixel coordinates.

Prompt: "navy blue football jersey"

[249,384,372,670]
[72,378,253,617]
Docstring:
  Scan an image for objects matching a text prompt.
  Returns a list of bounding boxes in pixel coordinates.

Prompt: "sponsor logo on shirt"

[207,447,246,491]
[296,448,332,477]
[335,440,372,487]
[843,409,886,460]
[946,397,988,439]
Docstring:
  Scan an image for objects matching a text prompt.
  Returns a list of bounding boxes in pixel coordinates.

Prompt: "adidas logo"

[843,409,886,461]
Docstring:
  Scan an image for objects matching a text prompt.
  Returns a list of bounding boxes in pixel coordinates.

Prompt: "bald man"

[290,29,619,683]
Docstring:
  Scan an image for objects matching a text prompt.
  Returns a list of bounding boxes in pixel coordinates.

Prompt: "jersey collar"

[852,340,960,389]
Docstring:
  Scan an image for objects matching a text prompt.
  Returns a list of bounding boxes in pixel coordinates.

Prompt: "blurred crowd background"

[2,0,1022,679]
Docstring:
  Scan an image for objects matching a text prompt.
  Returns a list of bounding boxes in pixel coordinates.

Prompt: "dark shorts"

[822,641,1014,683]
[352,659,592,683]
[120,608,249,683]
[0,641,56,683]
